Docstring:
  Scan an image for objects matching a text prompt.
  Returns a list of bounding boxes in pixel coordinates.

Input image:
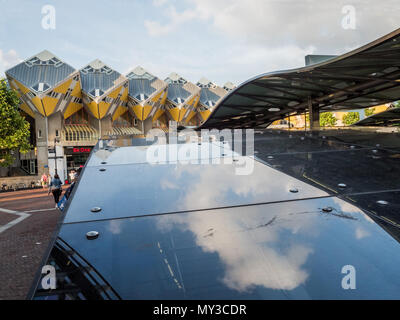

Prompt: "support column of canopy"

[308,96,320,130]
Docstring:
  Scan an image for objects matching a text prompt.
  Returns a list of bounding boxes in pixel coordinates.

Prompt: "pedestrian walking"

[40,173,48,189]
[69,169,77,183]
[59,168,82,211]
[64,168,82,200]
[48,173,63,207]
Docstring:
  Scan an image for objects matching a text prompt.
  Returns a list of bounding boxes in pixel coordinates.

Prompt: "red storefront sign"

[72,147,92,153]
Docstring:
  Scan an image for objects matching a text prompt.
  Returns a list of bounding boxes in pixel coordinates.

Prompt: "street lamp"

[54,138,60,174]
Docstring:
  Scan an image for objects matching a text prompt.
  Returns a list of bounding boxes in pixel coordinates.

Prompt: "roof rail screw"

[322,207,333,213]
[267,156,274,160]
[377,200,388,205]
[376,144,381,147]
[372,149,378,154]
[86,231,99,240]
[350,145,356,149]
[322,136,326,139]
[338,183,347,189]
[101,161,107,164]
[99,168,106,172]
[90,207,102,213]
[289,188,299,193]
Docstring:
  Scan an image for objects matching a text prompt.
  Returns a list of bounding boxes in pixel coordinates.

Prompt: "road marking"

[0,208,31,234]
[25,208,57,213]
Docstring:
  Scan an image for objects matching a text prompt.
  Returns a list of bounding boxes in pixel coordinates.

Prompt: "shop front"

[64,146,93,181]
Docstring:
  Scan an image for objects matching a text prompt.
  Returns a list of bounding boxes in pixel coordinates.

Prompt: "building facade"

[4,50,233,181]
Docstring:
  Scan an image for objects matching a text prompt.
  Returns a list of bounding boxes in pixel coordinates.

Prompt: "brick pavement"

[0,186,68,300]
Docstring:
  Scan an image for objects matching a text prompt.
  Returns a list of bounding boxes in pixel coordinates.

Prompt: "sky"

[0,0,399,87]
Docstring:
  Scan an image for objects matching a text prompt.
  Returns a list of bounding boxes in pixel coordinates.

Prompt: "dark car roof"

[31,129,400,299]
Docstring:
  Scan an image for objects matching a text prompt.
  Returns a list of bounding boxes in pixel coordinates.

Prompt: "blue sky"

[0,0,399,86]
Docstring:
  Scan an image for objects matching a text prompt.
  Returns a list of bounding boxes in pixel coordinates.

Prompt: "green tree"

[320,112,337,127]
[0,79,31,167]
[393,101,400,108]
[303,112,337,127]
[342,112,360,126]
[364,107,375,117]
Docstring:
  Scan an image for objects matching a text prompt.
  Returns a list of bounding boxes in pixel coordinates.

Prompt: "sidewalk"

[0,187,67,300]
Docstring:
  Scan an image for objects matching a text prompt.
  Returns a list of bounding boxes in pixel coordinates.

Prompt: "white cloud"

[160,179,180,190]
[153,0,168,7]
[355,227,370,240]
[165,161,328,212]
[146,0,399,51]
[225,44,316,77]
[144,5,197,37]
[156,202,315,292]
[332,198,362,214]
[107,219,123,235]
[0,49,21,78]
[142,0,399,83]
[332,198,375,224]
[123,42,316,87]
[197,0,399,50]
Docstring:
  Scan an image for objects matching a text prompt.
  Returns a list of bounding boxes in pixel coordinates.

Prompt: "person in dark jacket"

[48,173,63,206]
[58,167,82,211]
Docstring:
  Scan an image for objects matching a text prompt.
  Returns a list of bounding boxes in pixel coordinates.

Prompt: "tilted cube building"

[126,66,168,132]
[196,77,228,124]
[164,73,201,125]
[4,50,233,180]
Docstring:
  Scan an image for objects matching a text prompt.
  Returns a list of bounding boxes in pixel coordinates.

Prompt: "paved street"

[0,187,67,300]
